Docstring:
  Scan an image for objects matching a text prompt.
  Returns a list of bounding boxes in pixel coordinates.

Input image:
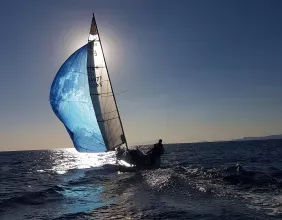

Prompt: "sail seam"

[96,110,118,116]
[97,117,119,123]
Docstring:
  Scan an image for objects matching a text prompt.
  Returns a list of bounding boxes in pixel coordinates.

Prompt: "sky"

[0,0,282,151]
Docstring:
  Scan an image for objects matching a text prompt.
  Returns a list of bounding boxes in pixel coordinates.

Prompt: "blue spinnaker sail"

[50,44,106,152]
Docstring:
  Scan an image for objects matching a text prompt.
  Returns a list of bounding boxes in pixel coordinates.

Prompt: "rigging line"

[115,90,128,96]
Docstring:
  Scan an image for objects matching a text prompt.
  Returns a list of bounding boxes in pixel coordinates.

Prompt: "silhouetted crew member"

[151,139,164,161]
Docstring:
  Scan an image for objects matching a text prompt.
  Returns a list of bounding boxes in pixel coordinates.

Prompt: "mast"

[90,13,128,150]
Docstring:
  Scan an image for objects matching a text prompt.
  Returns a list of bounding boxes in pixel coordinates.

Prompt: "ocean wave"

[139,163,282,206]
[0,185,64,207]
[2,141,282,219]
[223,165,282,190]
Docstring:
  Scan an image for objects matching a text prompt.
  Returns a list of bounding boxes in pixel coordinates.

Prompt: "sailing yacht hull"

[116,149,161,172]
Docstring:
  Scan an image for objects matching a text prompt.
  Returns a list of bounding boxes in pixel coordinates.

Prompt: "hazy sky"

[0,0,282,151]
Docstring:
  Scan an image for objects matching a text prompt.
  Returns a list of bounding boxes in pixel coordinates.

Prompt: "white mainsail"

[87,15,127,151]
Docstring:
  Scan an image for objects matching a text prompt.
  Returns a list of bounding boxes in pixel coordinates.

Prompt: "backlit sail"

[87,15,127,151]
[50,14,127,152]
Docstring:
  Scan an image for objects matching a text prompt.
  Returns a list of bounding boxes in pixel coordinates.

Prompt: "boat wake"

[140,163,282,217]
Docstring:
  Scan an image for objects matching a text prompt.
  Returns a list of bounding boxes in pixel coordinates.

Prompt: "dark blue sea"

[1,139,282,220]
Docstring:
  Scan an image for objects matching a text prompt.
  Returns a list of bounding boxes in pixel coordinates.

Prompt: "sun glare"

[48,149,116,174]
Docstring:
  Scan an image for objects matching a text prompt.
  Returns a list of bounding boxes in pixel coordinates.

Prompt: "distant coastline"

[232,134,282,141]
[132,134,282,147]
[181,136,282,145]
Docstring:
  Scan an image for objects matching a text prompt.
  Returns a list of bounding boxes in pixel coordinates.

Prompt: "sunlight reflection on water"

[39,148,116,174]
[32,148,117,217]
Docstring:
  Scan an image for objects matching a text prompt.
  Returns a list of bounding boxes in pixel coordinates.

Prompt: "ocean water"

[1,139,282,220]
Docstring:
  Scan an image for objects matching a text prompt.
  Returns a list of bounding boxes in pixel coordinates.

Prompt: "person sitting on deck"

[152,139,164,157]
[146,139,164,165]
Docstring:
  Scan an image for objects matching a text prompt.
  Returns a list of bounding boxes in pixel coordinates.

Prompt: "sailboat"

[50,14,163,169]
[50,14,128,152]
